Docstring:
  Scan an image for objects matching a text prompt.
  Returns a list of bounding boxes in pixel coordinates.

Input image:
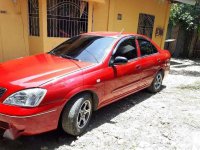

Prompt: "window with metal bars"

[137,13,155,39]
[28,0,40,36]
[47,0,88,38]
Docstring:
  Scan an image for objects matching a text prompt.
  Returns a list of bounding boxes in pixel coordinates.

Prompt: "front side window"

[114,38,138,60]
[138,39,158,56]
[49,35,115,63]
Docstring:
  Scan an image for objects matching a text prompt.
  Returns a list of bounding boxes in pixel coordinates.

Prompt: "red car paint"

[0,32,171,139]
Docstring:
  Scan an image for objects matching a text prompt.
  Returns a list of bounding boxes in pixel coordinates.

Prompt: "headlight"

[3,88,47,107]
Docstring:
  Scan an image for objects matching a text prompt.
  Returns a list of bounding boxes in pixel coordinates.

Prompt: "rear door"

[137,37,160,87]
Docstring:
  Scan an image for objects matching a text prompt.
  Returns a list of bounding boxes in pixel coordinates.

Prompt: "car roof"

[83,32,147,39]
[82,32,160,50]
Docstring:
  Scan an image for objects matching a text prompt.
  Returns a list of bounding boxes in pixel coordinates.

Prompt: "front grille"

[0,88,6,98]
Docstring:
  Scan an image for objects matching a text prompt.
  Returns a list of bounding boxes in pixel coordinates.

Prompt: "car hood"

[0,54,93,88]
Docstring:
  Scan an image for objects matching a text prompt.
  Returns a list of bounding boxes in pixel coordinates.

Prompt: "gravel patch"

[0,58,200,150]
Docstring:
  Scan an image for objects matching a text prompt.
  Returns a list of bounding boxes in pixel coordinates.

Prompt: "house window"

[137,13,155,39]
[28,0,40,36]
[47,0,88,38]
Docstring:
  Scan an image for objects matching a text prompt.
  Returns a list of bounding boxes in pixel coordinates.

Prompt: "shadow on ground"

[0,87,166,150]
[170,59,200,67]
[170,59,200,77]
[170,70,200,77]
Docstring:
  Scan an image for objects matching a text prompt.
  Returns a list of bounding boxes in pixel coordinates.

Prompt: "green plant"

[170,3,200,31]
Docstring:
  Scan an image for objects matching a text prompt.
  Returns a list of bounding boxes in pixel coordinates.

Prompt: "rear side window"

[114,38,137,60]
[138,39,158,56]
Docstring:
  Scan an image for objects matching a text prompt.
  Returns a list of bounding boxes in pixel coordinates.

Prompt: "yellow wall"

[0,0,29,62]
[41,0,170,51]
[91,0,110,31]
[92,0,170,48]
[0,0,170,62]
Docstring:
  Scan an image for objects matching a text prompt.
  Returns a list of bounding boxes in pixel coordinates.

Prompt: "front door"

[102,36,142,105]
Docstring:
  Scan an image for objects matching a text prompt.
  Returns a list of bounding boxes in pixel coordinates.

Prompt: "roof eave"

[172,0,196,5]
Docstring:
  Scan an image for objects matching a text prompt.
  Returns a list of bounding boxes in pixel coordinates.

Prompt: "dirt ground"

[0,58,200,150]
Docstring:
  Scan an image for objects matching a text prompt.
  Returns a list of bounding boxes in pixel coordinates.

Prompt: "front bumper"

[0,104,63,140]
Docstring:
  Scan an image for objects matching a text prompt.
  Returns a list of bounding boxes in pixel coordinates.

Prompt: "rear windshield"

[49,35,115,63]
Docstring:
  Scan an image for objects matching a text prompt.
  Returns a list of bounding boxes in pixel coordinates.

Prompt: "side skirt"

[97,84,150,110]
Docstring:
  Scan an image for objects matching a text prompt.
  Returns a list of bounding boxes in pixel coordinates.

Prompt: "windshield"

[49,35,115,63]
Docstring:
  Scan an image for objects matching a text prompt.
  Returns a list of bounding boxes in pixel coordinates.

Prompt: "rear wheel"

[61,93,92,136]
[148,72,163,93]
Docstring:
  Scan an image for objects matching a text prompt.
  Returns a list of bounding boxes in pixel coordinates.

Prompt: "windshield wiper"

[48,51,56,55]
[60,54,79,61]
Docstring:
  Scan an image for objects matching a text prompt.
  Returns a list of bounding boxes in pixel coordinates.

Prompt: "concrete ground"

[0,58,200,150]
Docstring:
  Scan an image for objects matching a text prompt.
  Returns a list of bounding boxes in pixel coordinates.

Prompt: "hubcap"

[154,73,162,90]
[77,100,91,129]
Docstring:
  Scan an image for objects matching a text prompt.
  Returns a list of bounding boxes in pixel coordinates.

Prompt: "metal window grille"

[28,0,40,36]
[137,13,155,39]
[47,0,88,38]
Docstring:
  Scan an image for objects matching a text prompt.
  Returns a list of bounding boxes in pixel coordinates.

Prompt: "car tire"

[148,71,163,93]
[61,93,93,136]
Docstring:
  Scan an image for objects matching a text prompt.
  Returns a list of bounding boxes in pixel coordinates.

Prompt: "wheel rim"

[77,100,91,129]
[154,73,162,90]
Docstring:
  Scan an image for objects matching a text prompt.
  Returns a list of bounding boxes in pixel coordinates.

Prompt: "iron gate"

[47,0,88,38]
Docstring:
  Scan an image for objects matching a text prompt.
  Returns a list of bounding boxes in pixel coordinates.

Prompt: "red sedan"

[0,32,170,140]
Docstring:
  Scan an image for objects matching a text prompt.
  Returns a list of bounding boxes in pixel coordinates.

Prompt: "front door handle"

[157,59,161,63]
[136,65,141,70]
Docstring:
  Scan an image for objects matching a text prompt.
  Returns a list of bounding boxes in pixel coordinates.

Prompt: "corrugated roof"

[84,0,198,5]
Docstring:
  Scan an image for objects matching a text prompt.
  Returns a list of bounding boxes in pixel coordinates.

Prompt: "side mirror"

[113,56,128,65]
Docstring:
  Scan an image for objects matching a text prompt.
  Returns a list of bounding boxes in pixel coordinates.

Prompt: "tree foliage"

[170,3,200,31]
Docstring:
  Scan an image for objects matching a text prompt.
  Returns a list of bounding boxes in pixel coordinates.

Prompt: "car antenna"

[118,28,124,37]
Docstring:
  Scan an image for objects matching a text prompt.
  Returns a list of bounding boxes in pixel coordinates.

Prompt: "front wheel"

[61,93,93,136]
[148,72,163,93]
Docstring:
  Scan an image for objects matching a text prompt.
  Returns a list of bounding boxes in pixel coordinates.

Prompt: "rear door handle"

[157,59,161,63]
